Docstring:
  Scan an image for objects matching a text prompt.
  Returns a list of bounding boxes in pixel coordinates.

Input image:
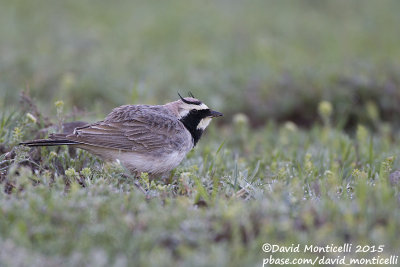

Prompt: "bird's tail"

[19,134,79,147]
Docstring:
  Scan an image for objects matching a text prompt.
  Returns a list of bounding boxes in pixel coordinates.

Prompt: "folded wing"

[65,106,189,153]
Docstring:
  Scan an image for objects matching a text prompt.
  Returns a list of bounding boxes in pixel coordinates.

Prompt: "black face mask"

[179,109,212,146]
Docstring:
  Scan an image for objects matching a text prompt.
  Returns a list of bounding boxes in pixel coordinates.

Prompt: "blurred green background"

[2,1,400,266]
[1,0,399,128]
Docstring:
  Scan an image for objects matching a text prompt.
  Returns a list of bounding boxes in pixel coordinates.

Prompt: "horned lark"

[20,94,222,177]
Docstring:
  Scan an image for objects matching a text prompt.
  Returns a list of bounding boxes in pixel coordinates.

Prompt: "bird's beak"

[209,110,223,118]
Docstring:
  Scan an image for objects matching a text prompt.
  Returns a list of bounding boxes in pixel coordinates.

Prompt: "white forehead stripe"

[183,103,209,110]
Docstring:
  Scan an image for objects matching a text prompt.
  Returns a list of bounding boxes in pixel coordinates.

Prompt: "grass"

[1,105,400,266]
[1,0,400,266]
[1,0,400,127]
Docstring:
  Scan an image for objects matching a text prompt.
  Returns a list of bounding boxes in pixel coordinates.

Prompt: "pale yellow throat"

[197,117,212,130]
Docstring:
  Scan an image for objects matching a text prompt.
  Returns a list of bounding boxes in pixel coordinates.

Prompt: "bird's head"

[166,93,223,146]
[176,93,222,129]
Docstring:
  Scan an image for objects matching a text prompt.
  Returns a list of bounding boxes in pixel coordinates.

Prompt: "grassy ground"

[1,1,400,266]
[1,0,400,127]
[1,104,400,266]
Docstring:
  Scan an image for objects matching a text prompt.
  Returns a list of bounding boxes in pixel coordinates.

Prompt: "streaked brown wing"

[66,107,187,153]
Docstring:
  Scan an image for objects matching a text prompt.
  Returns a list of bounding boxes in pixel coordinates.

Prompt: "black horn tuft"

[177,92,201,105]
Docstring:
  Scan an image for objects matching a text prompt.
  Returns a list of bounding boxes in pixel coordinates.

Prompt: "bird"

[20,93,223,177]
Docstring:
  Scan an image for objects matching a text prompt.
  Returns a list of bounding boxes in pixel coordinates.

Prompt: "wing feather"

[65,105,189,153]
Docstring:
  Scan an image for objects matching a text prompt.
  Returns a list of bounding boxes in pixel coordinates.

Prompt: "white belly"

[80,145,190,175]
[116,150,188,174]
